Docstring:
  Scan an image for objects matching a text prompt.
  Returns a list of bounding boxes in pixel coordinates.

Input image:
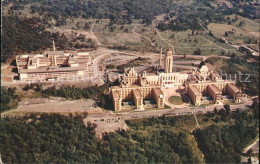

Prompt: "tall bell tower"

[164,48,173,73]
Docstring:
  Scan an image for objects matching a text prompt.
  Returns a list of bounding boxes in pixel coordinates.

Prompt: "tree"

[225,32,228,37]
[117,66,125,73]
[194,48,202,55]
[224,104,231,115]
[84,22,90,30]
[35,83,43,91]
[214,116,220,123]
[214,107,218,114]
[247,149,254,157]
[1,86,19,111]
[209,30,213,36]
[238,21,245,27]
[23,84,30,91]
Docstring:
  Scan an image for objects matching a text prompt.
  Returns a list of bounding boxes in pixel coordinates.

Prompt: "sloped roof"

[133,89,142,98]
[227,83,240,92]
[189,85,200,95]
[208,84,221,94]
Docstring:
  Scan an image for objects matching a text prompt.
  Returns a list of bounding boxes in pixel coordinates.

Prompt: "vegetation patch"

[1,86,20,112]
[1,103,258,163]
[206,57,259,96]
[168,96,184,105]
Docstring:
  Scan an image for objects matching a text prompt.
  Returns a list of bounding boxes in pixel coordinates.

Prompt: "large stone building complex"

[110,47,242,111]
[16,50,92,82]
[110,67,165,111]
[184,61,242,105]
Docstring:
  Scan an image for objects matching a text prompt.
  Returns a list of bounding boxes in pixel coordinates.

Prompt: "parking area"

[9,99,103,115]
[85,97,253,137]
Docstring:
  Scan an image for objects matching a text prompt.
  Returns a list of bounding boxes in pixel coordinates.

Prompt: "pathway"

[194,113,200,128]
[90,20,102,46]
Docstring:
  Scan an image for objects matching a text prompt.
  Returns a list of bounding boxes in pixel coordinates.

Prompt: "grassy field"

[227,15,259,32]
[43,15,256,55]
[208,21,258,46]
[159,30,234,55]
[208,23,252,37]
[92,19,156,51]
[168,96,184,105]
[196,113,230,129]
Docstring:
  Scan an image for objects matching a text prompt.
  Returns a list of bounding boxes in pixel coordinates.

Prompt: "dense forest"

[3,0,177,25]
[194,104,259,163]
[0,114,203,163]
[1,16,70,63]
[1,103,258,163]
[1,86,20,112]
[2,0,259,62]
[156,0,232,31]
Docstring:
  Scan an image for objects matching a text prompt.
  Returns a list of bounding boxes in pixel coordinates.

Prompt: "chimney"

[159,47,162,67]
[52,39,56,52]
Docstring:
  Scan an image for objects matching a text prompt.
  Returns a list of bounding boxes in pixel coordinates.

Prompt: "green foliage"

[41,83,112,109]
[0,114,204,163]
[1,107,258,163]
[252,101,259,120]
[1,16,70,63]
[3,0,176,26]
[1,86,19,112]
[206,57,259,96]
[0,114,98,163]
[194,108,259,163]
[168,96,184,105]
[22,84,30,91]
[35,83,43,92]
[42,85,105,99]
[156,0,236,31]
[194,48,202,55]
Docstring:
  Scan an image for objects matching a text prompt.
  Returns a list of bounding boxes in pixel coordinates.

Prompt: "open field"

[208,23,259,46]
[1,99,103,117]
[41,15,253,56]
[92,19,153,49]
[227,15,260,32]
[96,33,148,46]
[159,30,232,55]
[208,23,254,37]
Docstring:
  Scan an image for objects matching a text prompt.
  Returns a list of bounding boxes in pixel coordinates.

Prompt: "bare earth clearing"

[2,99,103,117]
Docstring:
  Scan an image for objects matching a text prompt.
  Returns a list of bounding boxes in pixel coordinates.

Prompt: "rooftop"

[19,66,85,73]
[208,84,221,94]
[189,85,200,95]
[227,83,240,92]
[112,90,120,99]
[133,89,142,98]
[153,88,163,96]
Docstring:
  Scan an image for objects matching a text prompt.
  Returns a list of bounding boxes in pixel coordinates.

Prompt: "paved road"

[244,138,259,154]
[194,113,200,128]
[0,46,232,86]
[173,60,201,65]
[86,97,253,123]
[241,138,259,163]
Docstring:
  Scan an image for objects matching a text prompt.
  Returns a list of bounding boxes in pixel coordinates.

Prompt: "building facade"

[16,50,92,82]
[110,47,242,111]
